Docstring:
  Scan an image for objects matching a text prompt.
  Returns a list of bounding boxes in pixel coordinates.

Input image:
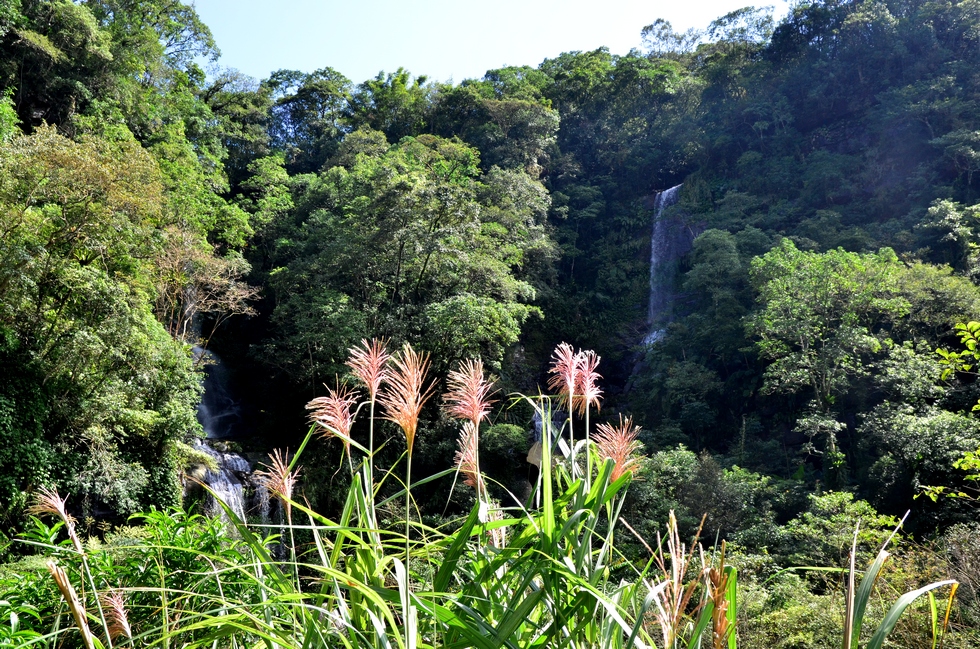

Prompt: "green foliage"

[861,402,980,516]
[620,447,784,556]
[782,492,900,569]
[2,1,980,643]
[349,68,434,143]
[749,241,910,406]
[0,123,202,525]
[1,387,963,648]
[0,91,16,141]
[264,67,351,173]
[258,131,554,387]
[0,330,53,521]
[744,240,980,489]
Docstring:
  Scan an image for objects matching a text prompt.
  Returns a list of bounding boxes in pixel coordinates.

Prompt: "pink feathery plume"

[255,449,301,512]
[444,358,497,428]
[574,349,603,416]
[101,589,133,641]
[378,343,435,455]
[306,382,361,453]
[346,338,391,400]
[29,486,83,554]
[594,415,644,481]
[547,342,579,409]
[454,420,482,490]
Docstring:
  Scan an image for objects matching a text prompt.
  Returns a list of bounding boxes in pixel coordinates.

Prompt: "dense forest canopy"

[1,0,980,641]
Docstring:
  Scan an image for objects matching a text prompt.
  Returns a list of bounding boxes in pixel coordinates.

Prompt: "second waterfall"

[645,184,701,344]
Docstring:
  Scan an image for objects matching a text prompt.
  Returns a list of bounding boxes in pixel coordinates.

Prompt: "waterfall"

[193,440,250,521]
[644,184,690,344]
[194,347,242,439]
[190,347,257,523]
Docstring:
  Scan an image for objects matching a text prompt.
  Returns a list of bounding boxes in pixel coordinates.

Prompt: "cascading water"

[193,439,250,521]
[646,184,683,342]
[190,347,255,522]
[194,347,242,440]
[528,409,567,461]
[643,184,698,344]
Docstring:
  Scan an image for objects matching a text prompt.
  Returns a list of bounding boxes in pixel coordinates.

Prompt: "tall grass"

[5,343,960,648]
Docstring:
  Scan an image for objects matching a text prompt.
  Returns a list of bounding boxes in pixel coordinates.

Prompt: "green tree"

[748,239,980,486]
[0,126,201,524]
[347,68,432,143]
[264,67,351,174]
[260,131,555,387]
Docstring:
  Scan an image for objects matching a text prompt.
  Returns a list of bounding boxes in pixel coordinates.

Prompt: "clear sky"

[194,0,791,86]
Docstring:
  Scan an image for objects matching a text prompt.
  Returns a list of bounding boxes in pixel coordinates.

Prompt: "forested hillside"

[1,0,980,645]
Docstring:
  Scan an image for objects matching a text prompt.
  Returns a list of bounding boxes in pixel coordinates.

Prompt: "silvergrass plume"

[707,542,732,649]
[444,358,497,428]
[379,343,435,455]
[548,342,581,477]
[47,560,96,649]
[547,342,578,411]
[574,349,602,416]
[594,415,643,482]
[651,511,707,649]
[346,337,390,505]
[29,486,83,554]
[347,338,391,399]
[307,381,360,454]
[255,449,301,514]
[101,589,133,641]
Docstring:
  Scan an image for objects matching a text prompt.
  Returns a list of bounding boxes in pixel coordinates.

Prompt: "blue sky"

[194,0,791,85]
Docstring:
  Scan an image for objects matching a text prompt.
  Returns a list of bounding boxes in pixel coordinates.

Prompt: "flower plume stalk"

[444,358,497,428]
[307,382,361,457]
[574,350,602,417]
[650,511,706,649]
[29,486,83,554]
[575,349,602,486]
[548,342,579,477]
[547,342,579,410]
[255,449,300,518]
[346,338,391,509]
[707,542,733,649]
[454,420,483,493]
[255,449,302,587]
[47,561,96,649]
[378,343,434,643]
[594,415,643,482]
[379,343,435,456]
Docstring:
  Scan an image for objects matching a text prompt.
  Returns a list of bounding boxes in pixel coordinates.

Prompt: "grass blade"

[865,581,958,649]
[433,504,481,593]
[726,566,737,649]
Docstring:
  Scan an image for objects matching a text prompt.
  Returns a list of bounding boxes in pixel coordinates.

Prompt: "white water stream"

[191,348,254,521]
[643,184,700,344]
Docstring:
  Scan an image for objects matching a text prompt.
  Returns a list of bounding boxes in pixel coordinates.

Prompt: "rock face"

[644,184,702,344]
